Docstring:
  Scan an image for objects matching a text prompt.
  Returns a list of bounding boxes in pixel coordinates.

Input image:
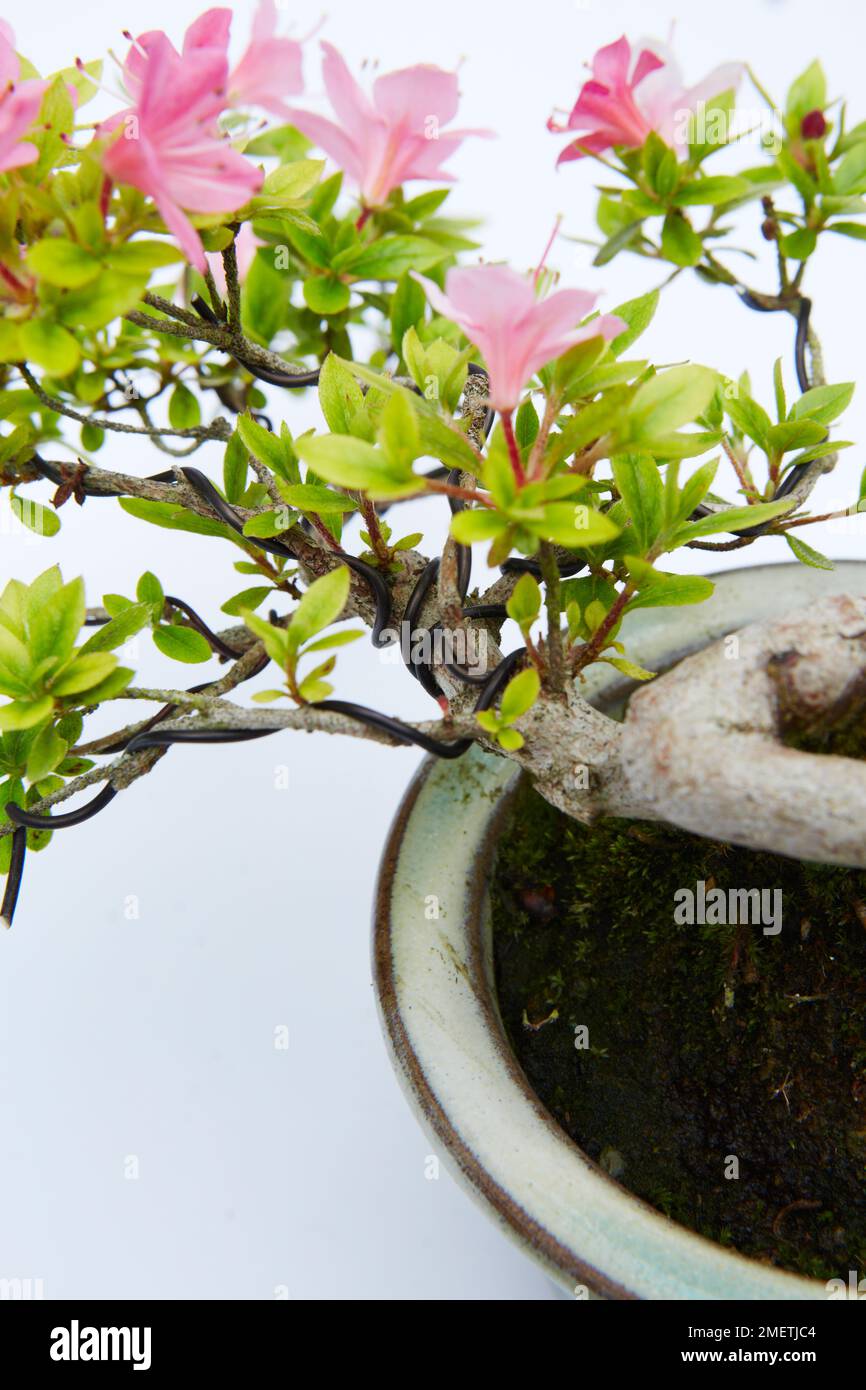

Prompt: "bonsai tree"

[1,11,865,929]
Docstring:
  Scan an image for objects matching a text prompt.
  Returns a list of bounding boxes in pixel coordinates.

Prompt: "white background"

[1,0,863,1300]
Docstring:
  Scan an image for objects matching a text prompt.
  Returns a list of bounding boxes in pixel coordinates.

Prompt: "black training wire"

[163,596,245,661]
[6,644,530,836]
[0,826,27,928]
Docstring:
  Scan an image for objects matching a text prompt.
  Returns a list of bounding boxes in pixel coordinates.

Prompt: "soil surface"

[491,778,866,1281]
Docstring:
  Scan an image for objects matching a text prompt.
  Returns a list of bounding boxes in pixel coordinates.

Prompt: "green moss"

[491,773,866,1281]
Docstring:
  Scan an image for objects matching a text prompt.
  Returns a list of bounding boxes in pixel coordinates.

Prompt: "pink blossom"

[206,223,262,298]
[551,35,742,163]
[103,31,262,272]
[229,0,304,118]
[287,42,491,208]
[122,5,303,118]
[412,264,624,412]
[0,21,47,174]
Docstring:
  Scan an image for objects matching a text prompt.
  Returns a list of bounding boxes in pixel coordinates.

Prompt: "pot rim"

[372,560,866,1299]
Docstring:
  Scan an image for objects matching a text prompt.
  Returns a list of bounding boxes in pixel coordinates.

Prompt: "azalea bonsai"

[1,9,865,936]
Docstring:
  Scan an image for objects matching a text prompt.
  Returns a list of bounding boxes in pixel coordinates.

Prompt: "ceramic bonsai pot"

[373,561,866,1300]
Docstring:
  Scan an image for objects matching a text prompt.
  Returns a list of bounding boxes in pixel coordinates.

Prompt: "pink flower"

[288,42,491,207]
[412,265,624,412]
[551,35,741,163]
[103,30,262,273]
[229,0,304,118]
[206,222,262,298]
[122,5,303,118]
[0,21,47,174]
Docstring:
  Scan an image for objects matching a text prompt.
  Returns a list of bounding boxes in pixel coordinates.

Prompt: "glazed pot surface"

[373,561,866,1299]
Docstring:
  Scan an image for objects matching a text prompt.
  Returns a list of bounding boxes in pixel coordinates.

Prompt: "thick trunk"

[509,593,866,868]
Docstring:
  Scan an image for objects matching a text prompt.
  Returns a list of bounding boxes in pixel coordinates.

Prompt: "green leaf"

[335,236,447,280]
[784,533,834,570]
[10,495,60,538]
[79,603,150,653]
[390,272,426,353]
[785,440,852,469]
[136,572,164,609]
[601,656,656,681]
[318,352,366,434]
[593,219,644,267]
[672,176,751,206]
[526,502,619,548]
[303,276,351,315]
[76,665,133,704]
[780,227,816,261]
[302,629,364,654]
[19,320,80,375]
[119,497,237,542]
[242,509,292,539]
[765,419,827,454]
[236,413,288,476]
[500,668,540,724]
[661,212,703,266]
[294,434,415,498]
[630,366,718,438]
[377,390,420,472]
[57,270,147,332]
[643,131,679,199]
[496,727,524,751]
[168,383,201,430]
[506,573,541,629]
[28,571,84,666]
[221,586,272,616]
[612,455,663,553]
[773,358,786,423]
[724,389,772,449]
[826,220,866,241]
[449,509,506,543]
[675,457,719,524]
[789,382,854,426]
[550,336,608,395]
[223,431,249,505]
[26,237,100,287]
[50,652,117,696]
[786,60,826,120]
[104,240,184,275]
[609,290,659,355]
[672,498,795,544]
[288,567,350,652]
[243,611,289,666]
[152,625,213,664]
[624,556,715,609]
[26,724,67,782]
[81,421,104,453]
[0,696,54,731]
[279,483,356,514]
[515,399,539,450]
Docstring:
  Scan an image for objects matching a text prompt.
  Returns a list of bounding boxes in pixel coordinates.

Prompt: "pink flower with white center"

[0,21,47,174]
[102,30,262,273]
[550,35,742,163]
[206,222,262,298]
[287,41,492,209]
[411,264,624,413]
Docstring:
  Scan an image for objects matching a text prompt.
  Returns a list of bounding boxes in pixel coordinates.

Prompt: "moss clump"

[491,780,866,1281]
